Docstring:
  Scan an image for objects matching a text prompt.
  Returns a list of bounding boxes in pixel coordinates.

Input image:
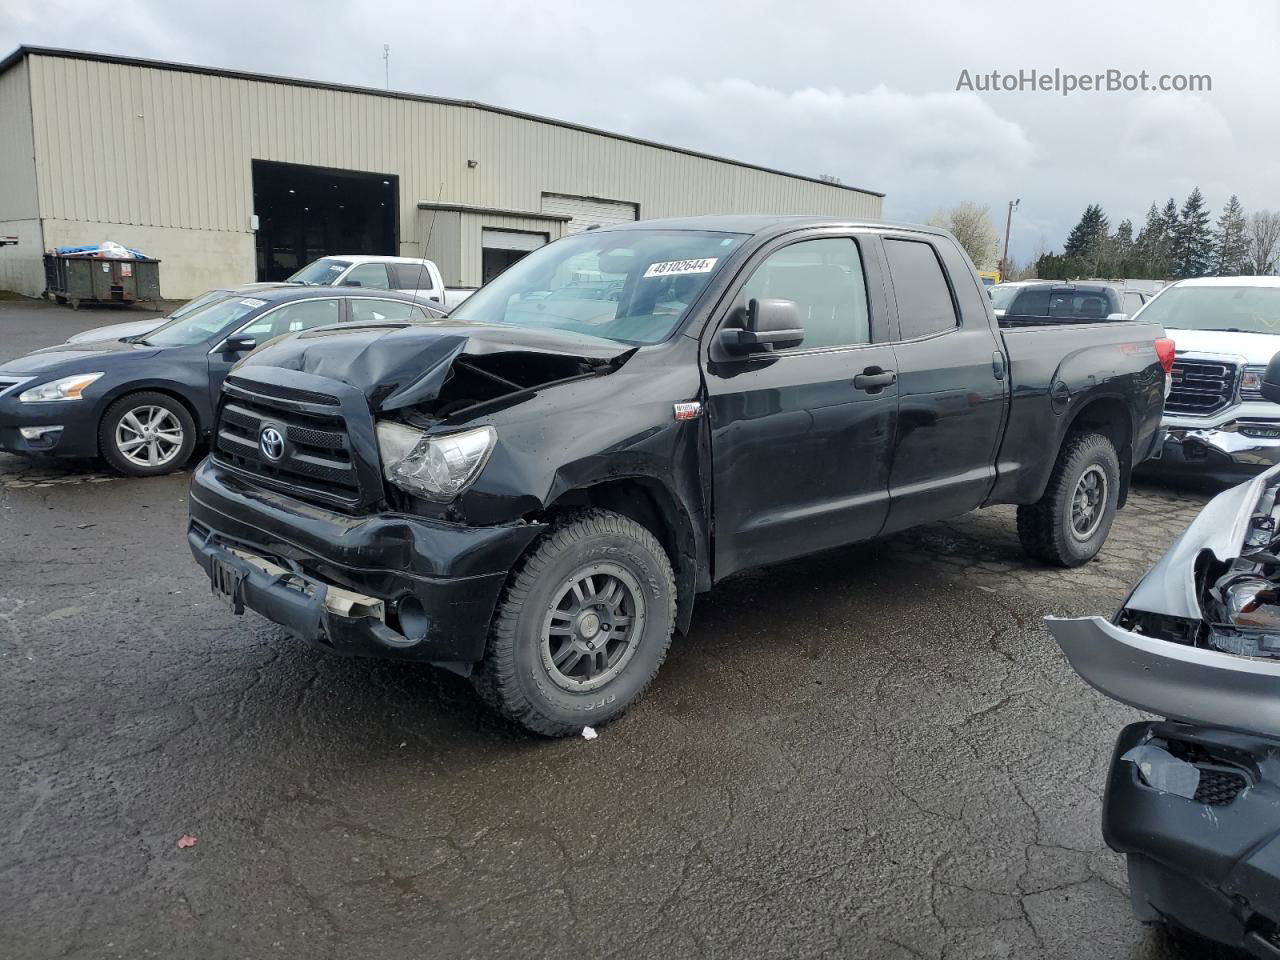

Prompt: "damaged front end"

[1047,464,1280,953]
[1048,463,1280,735]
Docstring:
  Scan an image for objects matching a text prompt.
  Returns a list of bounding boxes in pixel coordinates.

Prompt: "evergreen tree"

[1133,203,1168,278]
[1110,219,1134,276]
[1063,204,1110,272]
[1158,198,1180,277]
[1213,195,1250,276]
[1173,188,1213,278]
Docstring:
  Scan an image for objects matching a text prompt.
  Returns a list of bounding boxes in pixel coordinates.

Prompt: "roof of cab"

[598,213,944,240]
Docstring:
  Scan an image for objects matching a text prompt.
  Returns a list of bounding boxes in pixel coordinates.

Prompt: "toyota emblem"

[259,426,285,461]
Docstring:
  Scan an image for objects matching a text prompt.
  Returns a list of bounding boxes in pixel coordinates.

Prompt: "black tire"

[472,508,676,737]
[98,391,197,477]
[1017,432,1120,568]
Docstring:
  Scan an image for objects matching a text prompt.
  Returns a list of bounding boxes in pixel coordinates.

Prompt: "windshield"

[447,229,747,345]
[988,284,1025,310]
[288,258,351,286]
[1139,284,1280,334]
[142,297,266,346]
[168,289,227,320]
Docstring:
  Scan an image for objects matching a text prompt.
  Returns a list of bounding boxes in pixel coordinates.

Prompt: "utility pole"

[383,44,390,90]
[1001,198,1020,279]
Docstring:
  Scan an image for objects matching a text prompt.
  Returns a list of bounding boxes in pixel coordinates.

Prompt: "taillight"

[1155,337,1176,374]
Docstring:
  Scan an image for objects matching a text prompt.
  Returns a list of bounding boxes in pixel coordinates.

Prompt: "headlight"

[375,422,495,501]
[18,372,104,402]
[1241,365,1268,400]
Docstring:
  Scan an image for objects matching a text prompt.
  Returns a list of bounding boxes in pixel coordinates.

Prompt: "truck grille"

[1166,359,1239,416]
[213,376,377,509]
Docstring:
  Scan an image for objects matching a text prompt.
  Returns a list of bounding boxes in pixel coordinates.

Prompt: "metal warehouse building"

[0,46,883,300]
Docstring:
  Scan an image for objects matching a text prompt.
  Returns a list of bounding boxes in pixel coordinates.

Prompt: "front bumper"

[0,392,101,457]
[1104,721,1280,955]
[188,458,544,668]
[1153,406,1280,479]
[1047,615,1280,739]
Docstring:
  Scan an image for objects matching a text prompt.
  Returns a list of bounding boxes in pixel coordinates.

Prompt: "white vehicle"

[1144,277,1280,480]
[287,255,476,310]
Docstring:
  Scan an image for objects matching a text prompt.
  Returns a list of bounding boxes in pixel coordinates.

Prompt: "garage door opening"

[481,229,547,284]
[252,160,398,281]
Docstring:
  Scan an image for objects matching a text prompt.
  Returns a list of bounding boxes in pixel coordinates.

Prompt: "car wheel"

[1017,431,1120,567]
[99,391,197,477]
[472,508,676,737]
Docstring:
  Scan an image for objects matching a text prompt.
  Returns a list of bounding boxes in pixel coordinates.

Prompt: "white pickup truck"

[1143,276,1280,481]
[286,255,476,310]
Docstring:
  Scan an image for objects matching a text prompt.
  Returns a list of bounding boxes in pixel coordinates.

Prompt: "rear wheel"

[99,391,196,477]
[472,509,676,737]
[1017,432,1120,567]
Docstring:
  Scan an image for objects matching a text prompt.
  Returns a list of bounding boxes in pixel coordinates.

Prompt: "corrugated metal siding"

[0,59,39,220]
[542,193,638,234]
[24,53,882,243]
[458,212,558,286]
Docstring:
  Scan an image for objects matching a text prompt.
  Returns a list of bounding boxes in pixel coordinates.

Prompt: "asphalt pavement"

[0,297,1230,959]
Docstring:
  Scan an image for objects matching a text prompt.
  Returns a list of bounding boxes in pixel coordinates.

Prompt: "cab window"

[344,263,391,289]
[734,238,870,349]
[883,239,959,339]
[241,299,342,340]
[349,298,439,323]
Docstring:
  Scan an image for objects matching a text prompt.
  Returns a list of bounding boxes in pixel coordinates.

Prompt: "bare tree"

[927,203,1000,269]
[1249,210,1280,275]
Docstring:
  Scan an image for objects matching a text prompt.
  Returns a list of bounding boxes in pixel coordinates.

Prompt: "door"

[207,298,344,406]
[879,235,1007,533]
[704,234,899,578]
[540,194,638,235]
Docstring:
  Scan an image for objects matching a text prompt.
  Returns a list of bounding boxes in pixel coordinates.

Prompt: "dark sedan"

[0,286,445,476]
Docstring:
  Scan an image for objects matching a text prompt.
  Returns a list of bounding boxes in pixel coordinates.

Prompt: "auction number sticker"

[240,298,267,308]
[643,258,718,279]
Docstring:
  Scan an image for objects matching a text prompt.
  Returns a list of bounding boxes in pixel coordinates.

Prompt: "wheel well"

[545,478,697,634]
[1064,396,1134,506]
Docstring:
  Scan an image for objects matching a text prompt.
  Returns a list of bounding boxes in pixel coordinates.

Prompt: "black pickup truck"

[186,215,1172,735]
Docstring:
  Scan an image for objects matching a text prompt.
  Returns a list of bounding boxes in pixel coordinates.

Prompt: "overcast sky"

[4,0,1277,262]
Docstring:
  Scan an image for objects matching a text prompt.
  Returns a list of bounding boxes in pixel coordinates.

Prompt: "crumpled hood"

[1123,462,1280,620]
[0,338,158,376]
[235,320,633,411]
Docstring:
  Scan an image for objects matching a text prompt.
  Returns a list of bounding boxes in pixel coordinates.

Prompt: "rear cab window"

[391,263,434,290]
[882,238,959,339]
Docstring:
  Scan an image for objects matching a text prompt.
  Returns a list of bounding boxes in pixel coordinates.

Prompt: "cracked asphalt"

[0,299,1232,958]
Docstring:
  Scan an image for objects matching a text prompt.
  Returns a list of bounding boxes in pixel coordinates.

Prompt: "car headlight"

[375,422,496,501]
[18,372,104,402]
[1241,365,1268,400]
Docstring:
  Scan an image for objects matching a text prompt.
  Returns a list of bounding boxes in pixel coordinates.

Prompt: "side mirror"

[719,298,805,355]
[340,279,362,287]
[221,336,257,353]
[1262,352,1280,404]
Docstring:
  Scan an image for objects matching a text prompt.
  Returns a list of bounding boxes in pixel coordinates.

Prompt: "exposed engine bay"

[236,319,634,425]
[1116,468,1280,657]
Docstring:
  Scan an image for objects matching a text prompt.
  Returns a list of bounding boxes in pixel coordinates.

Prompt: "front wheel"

[1017,432,1120,567]
[99,391,197,477]
[472,509,676,736]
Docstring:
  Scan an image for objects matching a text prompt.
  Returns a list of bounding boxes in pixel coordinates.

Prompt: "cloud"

[3,0,1280,264]
[630,78,1033,217]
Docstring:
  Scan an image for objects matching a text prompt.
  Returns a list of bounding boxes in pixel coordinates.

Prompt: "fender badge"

[673,401,703,422]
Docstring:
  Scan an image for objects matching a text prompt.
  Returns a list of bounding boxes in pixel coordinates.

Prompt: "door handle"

[992,350,1006,381]
[853,367,897,393]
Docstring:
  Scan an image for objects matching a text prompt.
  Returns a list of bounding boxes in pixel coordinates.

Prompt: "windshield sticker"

[643,258,718,279]
[239,298,267,308]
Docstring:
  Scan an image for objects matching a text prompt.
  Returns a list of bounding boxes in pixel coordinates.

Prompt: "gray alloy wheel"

[540,561,647,692]
[99,391,198,477]
[114,404,186,469]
